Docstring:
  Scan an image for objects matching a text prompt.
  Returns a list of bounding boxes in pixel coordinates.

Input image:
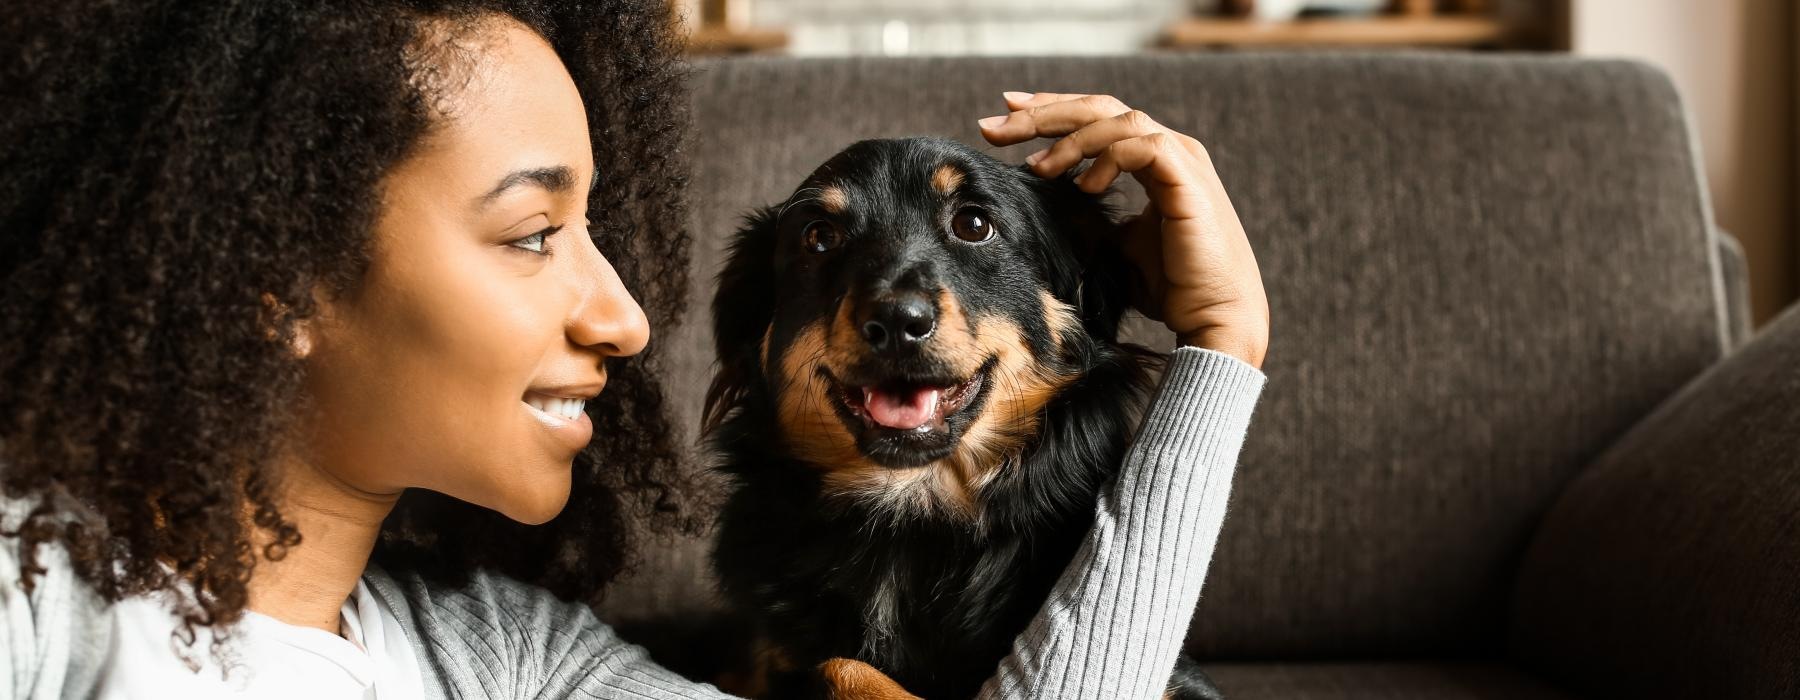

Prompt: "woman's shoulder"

[363,560,595,631]
[361,561,634,657]
[361,562,710,697]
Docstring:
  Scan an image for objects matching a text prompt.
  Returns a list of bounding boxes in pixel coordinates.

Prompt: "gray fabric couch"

[600,53,1800,699]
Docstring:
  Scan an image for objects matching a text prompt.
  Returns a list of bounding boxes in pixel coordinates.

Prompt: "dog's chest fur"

[712,458,1104,698]
[710,351,1153,698]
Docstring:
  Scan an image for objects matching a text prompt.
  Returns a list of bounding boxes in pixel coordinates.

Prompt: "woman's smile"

[522,383,602,452]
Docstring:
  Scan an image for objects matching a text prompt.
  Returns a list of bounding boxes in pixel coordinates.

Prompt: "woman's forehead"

[406,17,595,200]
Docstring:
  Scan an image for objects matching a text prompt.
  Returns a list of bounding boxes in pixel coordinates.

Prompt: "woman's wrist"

[1177,328,1267,369]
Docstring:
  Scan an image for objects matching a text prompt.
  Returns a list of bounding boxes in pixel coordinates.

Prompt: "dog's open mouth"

[843,366,987,431]
[821,356,998,466]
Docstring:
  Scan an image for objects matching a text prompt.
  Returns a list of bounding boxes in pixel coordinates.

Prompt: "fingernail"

[1025,148,1048,166]
[1003,91,1034,102]
[977,115,1006,130]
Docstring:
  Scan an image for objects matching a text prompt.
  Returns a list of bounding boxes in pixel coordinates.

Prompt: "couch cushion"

[1509,303,1800,698]
[600,54,1729,659]
[1204,662,1581,700]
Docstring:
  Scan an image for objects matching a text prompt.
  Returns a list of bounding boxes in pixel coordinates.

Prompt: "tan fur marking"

[777,321,880,473]
[818,658,922,700]
[817,290,982,517]
[923,287,986,378]
[1041,288,1082,349]
[938,310,1075,498]
[930,164,965,195]
[826,296,869,373]
[818,186,848,213]
[809,291,1083,521]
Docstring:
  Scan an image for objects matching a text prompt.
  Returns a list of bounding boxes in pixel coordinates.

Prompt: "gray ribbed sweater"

[3,346,1263,699]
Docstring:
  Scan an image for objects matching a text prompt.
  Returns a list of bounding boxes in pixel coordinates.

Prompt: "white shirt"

[96,577,424,700]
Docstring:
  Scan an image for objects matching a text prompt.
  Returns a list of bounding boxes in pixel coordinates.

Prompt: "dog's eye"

[803,221,843,253]
[951,208,996,244]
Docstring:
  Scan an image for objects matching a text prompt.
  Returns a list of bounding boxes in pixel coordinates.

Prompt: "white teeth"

[525,394,586,422]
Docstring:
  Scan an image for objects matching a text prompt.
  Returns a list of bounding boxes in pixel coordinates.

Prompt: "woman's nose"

[568,240,650,358]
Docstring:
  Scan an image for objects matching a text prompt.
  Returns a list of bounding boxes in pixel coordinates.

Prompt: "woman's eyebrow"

[475,165,582,208]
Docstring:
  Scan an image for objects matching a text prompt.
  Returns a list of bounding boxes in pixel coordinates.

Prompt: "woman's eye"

[951,208,996,243]
[509,225,563,255]
[803,221,843,253]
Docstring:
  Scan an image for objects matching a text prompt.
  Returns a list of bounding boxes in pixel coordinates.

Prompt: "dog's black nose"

[860,294,937,353]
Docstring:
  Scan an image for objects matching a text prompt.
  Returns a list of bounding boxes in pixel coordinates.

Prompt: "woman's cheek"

[429,267,574,514]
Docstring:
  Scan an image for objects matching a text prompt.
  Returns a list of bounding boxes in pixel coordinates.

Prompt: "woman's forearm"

[981,346,1265,699]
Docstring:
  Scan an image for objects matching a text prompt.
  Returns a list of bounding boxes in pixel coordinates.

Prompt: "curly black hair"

[0,0,696,643]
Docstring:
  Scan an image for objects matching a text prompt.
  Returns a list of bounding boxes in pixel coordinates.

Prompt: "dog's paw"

[818,658,922,700]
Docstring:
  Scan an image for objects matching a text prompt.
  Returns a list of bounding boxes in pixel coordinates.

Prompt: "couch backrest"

[600,53,1731,659]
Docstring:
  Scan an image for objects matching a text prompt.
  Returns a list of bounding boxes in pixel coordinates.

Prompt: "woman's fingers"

[981,92,1211,177]
[977,93,1130,147]
[1028,108,1172,177]
[1001,91,1087,110]
[1075,133,1213,218]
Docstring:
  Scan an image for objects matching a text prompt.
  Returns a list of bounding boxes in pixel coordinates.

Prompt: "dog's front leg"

[817,658,922,700]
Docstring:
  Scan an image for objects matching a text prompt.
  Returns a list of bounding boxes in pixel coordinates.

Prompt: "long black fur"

[705,137,1223,699]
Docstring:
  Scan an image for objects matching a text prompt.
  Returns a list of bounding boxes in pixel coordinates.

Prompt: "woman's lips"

[523,390,594,452]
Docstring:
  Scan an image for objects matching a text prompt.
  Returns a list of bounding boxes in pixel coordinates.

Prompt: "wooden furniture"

[686,25,788,55]
[673,0,788,55]
[1164,0,1554,50]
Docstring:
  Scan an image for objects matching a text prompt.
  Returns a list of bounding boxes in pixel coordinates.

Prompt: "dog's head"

[705,137,1139,513]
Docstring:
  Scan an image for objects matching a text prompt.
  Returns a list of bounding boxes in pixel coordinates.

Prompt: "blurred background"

[670,0,1797,325]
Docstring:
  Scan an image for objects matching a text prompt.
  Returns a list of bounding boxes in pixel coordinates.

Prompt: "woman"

[0,1,1268,698]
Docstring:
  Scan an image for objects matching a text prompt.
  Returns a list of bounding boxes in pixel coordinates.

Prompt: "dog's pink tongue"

[863,386,941,430]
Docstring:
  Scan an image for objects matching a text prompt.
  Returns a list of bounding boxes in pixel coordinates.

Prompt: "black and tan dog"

[704,137,1223,699]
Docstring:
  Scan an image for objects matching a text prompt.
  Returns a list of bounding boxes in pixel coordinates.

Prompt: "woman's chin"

[490,471,574,526]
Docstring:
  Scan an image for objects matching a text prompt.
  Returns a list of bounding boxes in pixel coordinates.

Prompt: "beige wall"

[1571,0,1794,324]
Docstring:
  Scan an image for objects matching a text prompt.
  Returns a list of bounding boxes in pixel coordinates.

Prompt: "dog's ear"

[703,204,781,435]
[1029,169,1135,341]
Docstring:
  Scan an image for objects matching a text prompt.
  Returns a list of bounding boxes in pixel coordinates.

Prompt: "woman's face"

[301,19,648,524]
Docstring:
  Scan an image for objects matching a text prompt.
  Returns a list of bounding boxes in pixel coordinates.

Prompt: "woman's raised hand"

[979,91,1269,368]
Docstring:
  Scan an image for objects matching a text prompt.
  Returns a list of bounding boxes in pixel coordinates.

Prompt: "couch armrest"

[1715,229,1753,350]
[1509,303,1800,698]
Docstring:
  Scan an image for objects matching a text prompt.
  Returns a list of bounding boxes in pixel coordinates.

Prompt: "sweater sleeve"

[979,346,1265,700]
